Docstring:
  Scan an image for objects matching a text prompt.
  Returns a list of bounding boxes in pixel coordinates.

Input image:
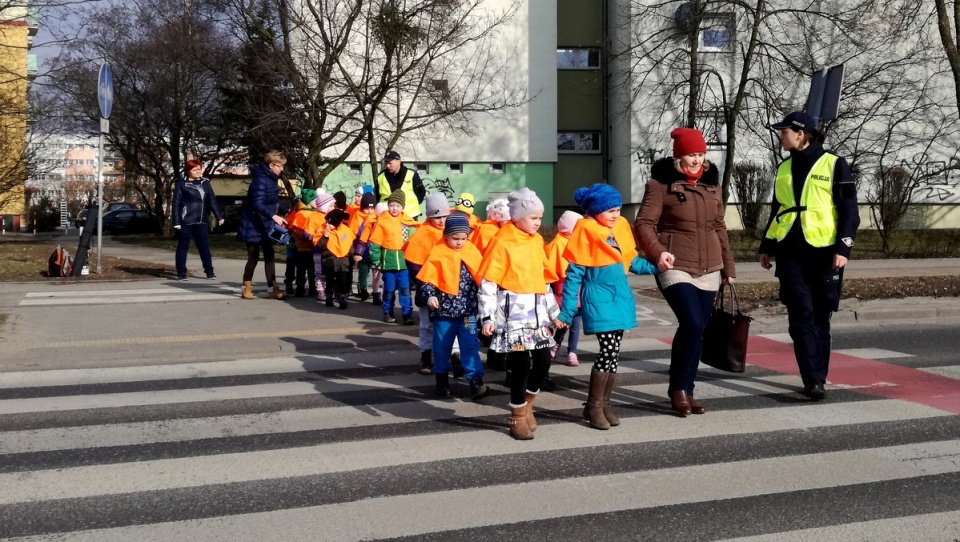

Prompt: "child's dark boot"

[469,377,489,401]
[419,350,433,375]
[435,373,451,398]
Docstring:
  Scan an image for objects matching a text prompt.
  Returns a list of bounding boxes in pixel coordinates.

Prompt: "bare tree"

[45,0,245,228]
[615,0,887,205]
[222,0,527,188]
[933,0,960,112]
[731,161,771,236]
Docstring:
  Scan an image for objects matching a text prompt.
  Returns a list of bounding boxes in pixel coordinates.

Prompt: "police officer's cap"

[769,111,817,133]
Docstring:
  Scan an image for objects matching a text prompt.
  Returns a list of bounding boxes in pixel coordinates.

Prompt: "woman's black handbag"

[700,283,751,373]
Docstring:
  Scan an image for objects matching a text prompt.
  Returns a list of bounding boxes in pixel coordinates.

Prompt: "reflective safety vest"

[377,169,420,217]
[765,153,839,248]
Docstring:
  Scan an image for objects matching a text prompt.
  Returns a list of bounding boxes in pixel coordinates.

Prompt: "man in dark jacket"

[172,159,224,280]
[373,150,426,218]
[758,111,860,401]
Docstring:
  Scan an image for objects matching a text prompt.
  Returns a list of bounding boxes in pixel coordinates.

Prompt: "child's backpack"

[48,245,74,277]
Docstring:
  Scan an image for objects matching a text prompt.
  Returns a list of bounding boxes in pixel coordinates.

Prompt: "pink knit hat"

[556,210,583,236]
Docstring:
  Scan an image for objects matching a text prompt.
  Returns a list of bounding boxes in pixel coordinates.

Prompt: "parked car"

[75,203,138,229]
[104,202,137,213]
[89,209,160,235]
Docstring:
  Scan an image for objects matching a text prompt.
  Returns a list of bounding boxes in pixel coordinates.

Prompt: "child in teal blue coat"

[558,183,658,430]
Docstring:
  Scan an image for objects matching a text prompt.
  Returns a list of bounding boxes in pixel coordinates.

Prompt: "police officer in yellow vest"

[758,111,860,401]
[374,150,426,219]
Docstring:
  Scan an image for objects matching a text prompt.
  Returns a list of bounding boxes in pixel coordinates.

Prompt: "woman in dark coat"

[634,128,736,417]
[237,150,289,300]
[172,159,223,280]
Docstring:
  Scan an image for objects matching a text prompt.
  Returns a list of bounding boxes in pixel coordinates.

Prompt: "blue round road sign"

[98,63,113,119]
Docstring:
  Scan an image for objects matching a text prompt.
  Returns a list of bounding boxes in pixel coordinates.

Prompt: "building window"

[489,163,505,175]
[558,132,601,154]
[86,159,95,165]
[348,163,362,175]
[696,109,727,145]
[415,163,429,175]
[448,163,463,175]
[430,79,449,99]
[557,48,601,69]
[699,14,734,52]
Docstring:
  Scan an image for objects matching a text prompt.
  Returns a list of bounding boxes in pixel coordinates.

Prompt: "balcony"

[27,53,37,83]
[27,7,39,37]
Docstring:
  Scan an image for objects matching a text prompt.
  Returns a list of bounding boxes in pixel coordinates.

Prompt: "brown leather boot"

[669,390,692,417]
[688,394,706,415]
[602,372,620,426]
[241,281,254,300]
[509,404,534,440]
[269,280,288,300]
[524,392,538,432]
[583,371,610,430]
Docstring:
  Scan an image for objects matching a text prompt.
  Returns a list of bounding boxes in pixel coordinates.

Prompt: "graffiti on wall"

[914,158,960,203]
[422,177,455,202]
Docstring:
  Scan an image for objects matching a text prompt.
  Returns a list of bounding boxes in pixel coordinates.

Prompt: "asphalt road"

[0,279,959,540]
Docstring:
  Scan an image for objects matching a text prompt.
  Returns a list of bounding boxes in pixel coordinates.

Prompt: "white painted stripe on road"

[23,287,237,298]
[757,333,793,343]
[0,400,946,505]
[7,440,960,541]
[0,394,936,456]
[20,294,232,306]
[920,365,960,379]
[717,510,960,542]
[0,356,348,389]
[0,375,429,415]
[834,348,914,359]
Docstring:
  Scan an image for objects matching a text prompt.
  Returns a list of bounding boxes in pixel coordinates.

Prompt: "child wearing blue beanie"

[559,183,659,430]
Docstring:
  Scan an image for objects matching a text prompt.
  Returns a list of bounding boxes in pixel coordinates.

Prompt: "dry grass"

[0,239,175,282]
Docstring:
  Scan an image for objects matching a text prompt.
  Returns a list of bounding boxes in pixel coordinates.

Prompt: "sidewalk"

[24,231,960,326]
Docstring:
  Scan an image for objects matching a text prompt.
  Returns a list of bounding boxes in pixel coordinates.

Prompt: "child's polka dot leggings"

[593,330,624,373]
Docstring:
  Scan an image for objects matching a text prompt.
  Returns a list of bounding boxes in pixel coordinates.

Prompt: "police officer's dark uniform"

[373,150,427,218]
[758,112,860,400]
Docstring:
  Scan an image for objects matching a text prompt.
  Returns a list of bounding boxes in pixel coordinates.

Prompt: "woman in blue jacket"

[171,159,224,280]
[237,151,289,300]
[557,184,658,430]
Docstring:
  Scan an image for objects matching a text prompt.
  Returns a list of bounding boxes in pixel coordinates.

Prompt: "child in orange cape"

[406,193,452,375]
[349,192,378,302]
[558,184,658,430]
[368,190,420,324]
[416,212,488,400]
[545,210,584,367]
[284,189,319,297]
[478,187,565,441]
[471,198,509,255]
[316,209,356,309]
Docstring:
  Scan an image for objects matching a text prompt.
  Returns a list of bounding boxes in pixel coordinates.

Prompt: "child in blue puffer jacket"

[558,183,658,431]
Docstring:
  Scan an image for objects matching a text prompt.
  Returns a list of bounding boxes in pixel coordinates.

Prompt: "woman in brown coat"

[634,128,736,416]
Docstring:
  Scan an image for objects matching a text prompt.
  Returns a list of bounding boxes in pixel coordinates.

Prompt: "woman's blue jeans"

[659,281,716,396]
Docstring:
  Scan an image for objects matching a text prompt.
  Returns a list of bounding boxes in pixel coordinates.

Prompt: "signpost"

[805,64,844,125]
[95,63,112,274]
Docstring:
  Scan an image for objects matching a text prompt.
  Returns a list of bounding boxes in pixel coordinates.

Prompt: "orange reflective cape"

[369,212,419,250]
[349,210,376,241]
[416,241,483,296]
[471,220,501,254]
[477,222,557,294]
[325,224,356,258]
[404,222,445,266]
[562,216,638,272]
[544,233,571,279]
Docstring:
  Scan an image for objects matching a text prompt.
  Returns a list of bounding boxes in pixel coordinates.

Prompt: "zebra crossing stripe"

[0,398,948,506]
[19,286,238,306]
[4,441,960,541]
